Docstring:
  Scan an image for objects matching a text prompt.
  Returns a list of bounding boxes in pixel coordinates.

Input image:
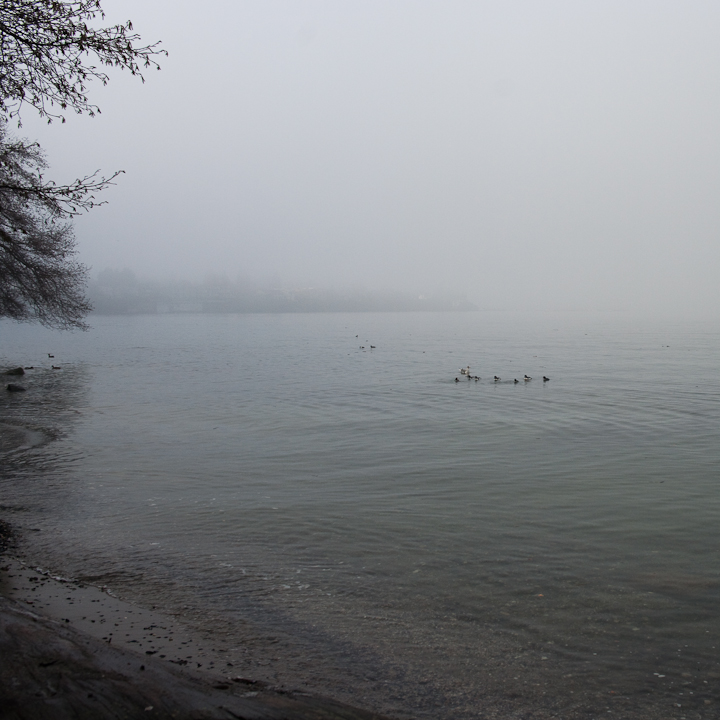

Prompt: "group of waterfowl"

[455,366,549,384]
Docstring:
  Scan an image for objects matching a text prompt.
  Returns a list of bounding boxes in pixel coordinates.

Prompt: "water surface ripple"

[1,311,719,719]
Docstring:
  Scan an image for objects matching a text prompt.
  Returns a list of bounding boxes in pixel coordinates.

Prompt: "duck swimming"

[524,375,532,381]
[494,376,500,381]
[543,376,550,382]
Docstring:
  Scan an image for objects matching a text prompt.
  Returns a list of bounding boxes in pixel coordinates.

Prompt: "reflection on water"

[1,312,720,718]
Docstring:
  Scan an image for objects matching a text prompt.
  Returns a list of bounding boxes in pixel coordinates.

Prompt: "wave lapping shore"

[0,552,392,720]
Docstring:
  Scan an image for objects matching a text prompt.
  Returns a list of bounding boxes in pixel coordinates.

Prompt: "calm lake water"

[1,311,720,719]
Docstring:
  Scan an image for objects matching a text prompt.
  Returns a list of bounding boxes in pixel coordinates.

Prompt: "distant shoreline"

[88,303,479,317]
[88,271,477,316]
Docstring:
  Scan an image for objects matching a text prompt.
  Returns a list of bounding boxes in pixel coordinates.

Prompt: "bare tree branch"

[0,2,164,328]
[0,0,166,123]
[0,121,95,328]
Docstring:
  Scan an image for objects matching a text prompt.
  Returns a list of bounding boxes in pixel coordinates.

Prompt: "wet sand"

[0,552,391,719]
[1,557,254,680]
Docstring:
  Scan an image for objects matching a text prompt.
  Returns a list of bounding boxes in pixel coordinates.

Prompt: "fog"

[16,0,720,314]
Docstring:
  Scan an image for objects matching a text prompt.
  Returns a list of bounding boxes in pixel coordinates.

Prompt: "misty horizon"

[14,0,720,317]
[87,267,478,315]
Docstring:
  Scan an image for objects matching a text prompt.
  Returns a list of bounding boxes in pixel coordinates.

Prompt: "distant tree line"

[89,270,478,315]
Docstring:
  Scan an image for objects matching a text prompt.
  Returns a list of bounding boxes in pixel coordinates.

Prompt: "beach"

[0,521,390,720]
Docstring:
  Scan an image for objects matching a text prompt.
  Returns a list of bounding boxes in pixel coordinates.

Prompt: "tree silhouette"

[0,122,124,328]
[0,0,165,123]
[0,1,164,328]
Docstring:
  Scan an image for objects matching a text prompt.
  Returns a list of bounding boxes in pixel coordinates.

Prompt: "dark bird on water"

[52,366,61,370]
[524,375,532,381]
[514,379,519,384]
[455,377,460,383]
[47,354,54,358]
[543,376,550,382]
[494,376,500,381]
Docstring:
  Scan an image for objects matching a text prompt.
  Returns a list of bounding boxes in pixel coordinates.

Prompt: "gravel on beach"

[0,557,393,720]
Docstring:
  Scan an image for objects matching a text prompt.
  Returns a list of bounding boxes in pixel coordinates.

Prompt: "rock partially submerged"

[5,367,24,376]
[6,384,26,392]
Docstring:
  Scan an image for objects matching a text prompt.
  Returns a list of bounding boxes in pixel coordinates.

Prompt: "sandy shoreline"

[0,419,391,719]
[0,525,392,720]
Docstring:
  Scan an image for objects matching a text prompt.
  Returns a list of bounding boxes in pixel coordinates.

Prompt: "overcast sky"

[17,0,720,313]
